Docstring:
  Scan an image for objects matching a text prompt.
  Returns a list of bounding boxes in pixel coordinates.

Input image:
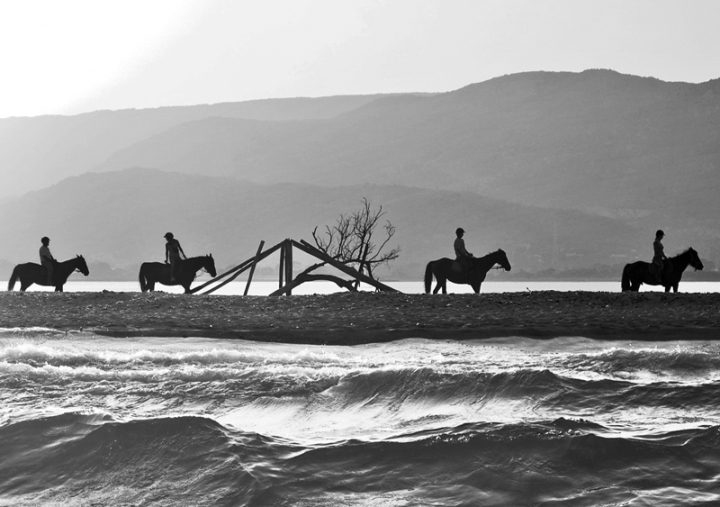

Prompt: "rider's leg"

[653,259,663,283]
[43,261,54,285]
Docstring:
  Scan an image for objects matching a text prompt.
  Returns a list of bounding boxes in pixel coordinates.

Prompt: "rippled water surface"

[2,329,719,506]
[5,280,720,294]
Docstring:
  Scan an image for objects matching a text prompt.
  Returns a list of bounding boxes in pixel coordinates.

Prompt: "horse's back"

[431,258,454,269]
[140,261,166,269]
[16,262,41,269]
[12,262,42,275]
[139,262,168,275]
[624,260,649,272]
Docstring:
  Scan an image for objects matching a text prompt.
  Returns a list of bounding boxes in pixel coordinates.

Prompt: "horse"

[621,247,703,293]
[7,255,90,292]
[139,255,217,294]
[425,249,512,294]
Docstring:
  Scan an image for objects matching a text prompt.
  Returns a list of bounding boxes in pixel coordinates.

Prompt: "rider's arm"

[178,242,187,259]
[40,247,54,262]
[457,239,472,257]
[165,244,170,263]
[656,242,667,260]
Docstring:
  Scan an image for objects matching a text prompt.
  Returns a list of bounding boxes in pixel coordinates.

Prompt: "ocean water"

[1,329,719,506]
[6,279,720,294]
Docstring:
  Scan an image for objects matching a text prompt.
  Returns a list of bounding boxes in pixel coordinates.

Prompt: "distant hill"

[0,168,673,281]
[0,95,395,199]
[2,70,719,279]
[3,70,719,223]
[97,70,720,220]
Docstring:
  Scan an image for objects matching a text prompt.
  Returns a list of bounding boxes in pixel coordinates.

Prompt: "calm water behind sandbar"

[4,280,720,295]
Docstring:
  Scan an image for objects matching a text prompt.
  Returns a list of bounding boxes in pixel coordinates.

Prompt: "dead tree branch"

[309,198,400,281]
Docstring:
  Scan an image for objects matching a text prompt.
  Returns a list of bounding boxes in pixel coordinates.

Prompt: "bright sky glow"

[1,0,719,118]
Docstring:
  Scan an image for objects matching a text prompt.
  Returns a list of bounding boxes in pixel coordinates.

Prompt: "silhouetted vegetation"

[311,198,400,282]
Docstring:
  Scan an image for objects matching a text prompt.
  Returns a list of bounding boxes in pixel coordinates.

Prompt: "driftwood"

[189,241,284,295]
[192,238,399,296]
[244,241,265,296]
[294,239,397,292]
[269,273,356,296]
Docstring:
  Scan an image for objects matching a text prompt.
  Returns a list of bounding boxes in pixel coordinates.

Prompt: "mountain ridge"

[0,94,398,198]
[92,69,720,219]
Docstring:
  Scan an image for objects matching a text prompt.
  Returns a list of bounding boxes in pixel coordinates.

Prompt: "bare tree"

[307,198,400,285]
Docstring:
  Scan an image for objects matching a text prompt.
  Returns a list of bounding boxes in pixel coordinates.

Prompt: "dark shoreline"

[2,291,718,344]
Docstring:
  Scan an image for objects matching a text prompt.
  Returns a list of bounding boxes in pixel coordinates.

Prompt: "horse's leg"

[433,275,442,294]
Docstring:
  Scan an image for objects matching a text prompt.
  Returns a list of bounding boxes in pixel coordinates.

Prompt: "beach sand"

[1,291,718,344]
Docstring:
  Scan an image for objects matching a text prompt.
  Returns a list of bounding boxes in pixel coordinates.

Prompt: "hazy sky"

[1,0,719,118]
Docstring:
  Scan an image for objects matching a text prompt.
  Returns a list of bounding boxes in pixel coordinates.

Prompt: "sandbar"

[1,291,718,344]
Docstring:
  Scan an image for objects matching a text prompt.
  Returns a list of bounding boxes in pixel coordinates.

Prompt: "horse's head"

[494,249,512,271]
[203,254,217,277]
[688,248,704,271]
[76,255,90,276]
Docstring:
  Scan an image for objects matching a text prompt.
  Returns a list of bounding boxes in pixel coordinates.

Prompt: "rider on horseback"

[652,229,668,283]
[39,237,56,284]
[454,228,474,274]
[164,232,187,282]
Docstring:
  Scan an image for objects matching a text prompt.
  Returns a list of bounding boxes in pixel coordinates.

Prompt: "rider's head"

[164,232,174,240]
[456,228,465,237]
[655,229,665,239]
[41,237,50,245]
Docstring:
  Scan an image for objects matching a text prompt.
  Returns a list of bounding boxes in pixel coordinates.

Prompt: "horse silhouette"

[621,247,703,292]
[139,255,217,294]
[425,249,512,294]
[8,255,90,292]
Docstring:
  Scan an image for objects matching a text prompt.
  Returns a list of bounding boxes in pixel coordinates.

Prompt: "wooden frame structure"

[189,239,398,295]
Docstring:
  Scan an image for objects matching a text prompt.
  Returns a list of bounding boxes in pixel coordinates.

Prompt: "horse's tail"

[424,262,434,294]
[139,264,148,292]
[8,266,19,291]
[621,264,632,292]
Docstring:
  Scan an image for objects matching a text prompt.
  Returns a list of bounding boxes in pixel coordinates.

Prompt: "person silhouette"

[39,236,56,285]
[454,228,474,274]
[652,229,668,283]
[164,232,187,282]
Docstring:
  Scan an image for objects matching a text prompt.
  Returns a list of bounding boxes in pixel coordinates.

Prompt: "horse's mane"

[669,248,695,260]
[480,249,505,257]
